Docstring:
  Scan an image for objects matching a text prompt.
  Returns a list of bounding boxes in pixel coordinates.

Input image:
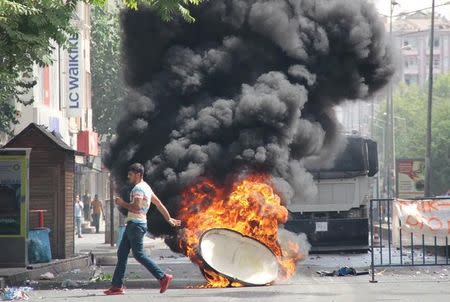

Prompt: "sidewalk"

[0,255,92,287]
[0,229,197,288]
[7,231,206,290]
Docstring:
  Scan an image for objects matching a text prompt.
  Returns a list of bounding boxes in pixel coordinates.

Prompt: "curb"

[2,255,92,287]
[32,278,206,290]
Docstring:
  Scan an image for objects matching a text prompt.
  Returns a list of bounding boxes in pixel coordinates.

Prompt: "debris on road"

[23,281,37,287]
[89,272,112,283]
[61,279,80,288]
[39,272,55,280]
[317,267,369,277]
[0,287,33,301]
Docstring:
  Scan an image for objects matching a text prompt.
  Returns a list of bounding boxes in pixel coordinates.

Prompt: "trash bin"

[116,225,126,247]
[28,228,52,263]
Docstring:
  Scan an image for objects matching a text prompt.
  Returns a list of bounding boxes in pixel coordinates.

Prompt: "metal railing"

[369,197,450,282]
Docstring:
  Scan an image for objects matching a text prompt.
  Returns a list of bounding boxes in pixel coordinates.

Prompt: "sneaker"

[159,274,173,294]
[104,286,125,295]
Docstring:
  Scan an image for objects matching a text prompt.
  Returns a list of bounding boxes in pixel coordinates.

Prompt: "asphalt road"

[26,235,449,301]
[29,271,450,302]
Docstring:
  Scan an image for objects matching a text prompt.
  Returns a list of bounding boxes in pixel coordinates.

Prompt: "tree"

[91,5,126,141]
[92,0,204,22]
[386,74,450,195]
[0,0,203,136]
[0,0,77,135]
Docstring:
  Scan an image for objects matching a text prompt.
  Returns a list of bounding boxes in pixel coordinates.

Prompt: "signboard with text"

[396,159,425,198]
[66,33,83,117]
[393,199,450,246]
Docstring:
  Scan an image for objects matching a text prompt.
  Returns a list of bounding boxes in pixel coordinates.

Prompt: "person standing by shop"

[82,192,91,223]
[74,195,84,238]
[91,194,105,233]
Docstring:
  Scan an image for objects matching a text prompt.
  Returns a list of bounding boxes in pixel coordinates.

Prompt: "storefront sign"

[77,131,98,156]
[396,159,425,198]
[67,33,83,117]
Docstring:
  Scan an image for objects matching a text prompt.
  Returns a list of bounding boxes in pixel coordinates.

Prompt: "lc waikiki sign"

[67,33,83,117]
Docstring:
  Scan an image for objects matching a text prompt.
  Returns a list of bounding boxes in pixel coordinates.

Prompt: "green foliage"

[390,74,450,195]
[0,0,77,135]
[138,0,203,22]
[0,0,201,136]
[90,5,126,140]
[97,0,204,22]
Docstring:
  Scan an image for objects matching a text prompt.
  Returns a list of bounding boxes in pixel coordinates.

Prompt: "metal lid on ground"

[199,228,279,286]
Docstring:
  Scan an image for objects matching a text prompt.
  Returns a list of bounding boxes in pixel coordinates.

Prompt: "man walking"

[104,163,181,295]
[83,192,91,222]
[91,194,104,233]
[74,195,84,238]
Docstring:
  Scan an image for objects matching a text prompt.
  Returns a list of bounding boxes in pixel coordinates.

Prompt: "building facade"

[393,12,450,85]
[11,3,107,201]
[14,3,93,147]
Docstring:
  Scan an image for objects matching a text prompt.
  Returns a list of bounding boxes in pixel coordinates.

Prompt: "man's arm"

[151,194,181,227]
[115,196,143,213]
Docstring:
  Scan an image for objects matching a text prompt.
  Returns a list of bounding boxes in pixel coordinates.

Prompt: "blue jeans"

[75,217,82,237]
[112,221,165,286]
[93,214,100,233]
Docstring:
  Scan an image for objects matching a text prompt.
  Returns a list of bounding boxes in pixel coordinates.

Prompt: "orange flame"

[178,174,304,287]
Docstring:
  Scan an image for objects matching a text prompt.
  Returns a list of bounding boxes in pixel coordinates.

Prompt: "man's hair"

[128,163,145,176]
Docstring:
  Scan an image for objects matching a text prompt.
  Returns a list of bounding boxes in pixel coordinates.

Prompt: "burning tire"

[199,228,279,286]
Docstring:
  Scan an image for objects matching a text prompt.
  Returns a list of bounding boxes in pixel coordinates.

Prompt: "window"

[434,56,440,67]
[426,55,440,67]
[404,74,418,85]
[402,38,417,50]
[428,36,440,48]
[404,56,417,68]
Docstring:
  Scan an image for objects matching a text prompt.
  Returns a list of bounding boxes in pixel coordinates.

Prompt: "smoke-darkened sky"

[105,0,395,235]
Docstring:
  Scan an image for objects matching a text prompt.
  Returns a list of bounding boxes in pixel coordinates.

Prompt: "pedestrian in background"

[83,192,91,222]
[74,195,84,238]
[91,194,105,233]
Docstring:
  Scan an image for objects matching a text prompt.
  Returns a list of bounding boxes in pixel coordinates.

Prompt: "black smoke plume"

[105,0,394,236]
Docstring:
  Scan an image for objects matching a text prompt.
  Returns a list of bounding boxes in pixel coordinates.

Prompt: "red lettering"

[406,215,423,229]
[419,201,439,213]
[427,217,443,232]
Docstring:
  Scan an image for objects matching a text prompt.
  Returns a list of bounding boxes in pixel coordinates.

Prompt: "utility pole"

[386,0,398,198]
[109,172,115,246]
[425,0,435,196]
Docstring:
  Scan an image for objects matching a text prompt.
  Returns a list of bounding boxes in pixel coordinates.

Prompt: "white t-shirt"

[126,181,153,224]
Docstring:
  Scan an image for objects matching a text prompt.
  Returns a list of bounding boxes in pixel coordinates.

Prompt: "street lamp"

[386,0,399,199]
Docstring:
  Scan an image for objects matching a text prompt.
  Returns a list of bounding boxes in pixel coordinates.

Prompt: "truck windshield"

[308,136,371,178]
